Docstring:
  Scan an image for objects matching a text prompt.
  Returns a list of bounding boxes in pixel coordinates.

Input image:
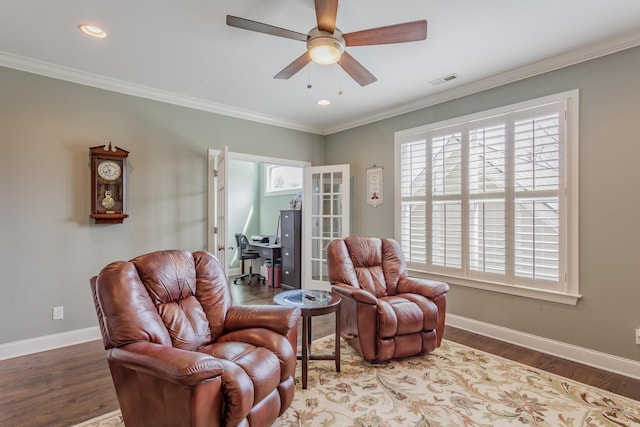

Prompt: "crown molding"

[0,51,324,135]
[323,29,640,135]
[2,28,640,137]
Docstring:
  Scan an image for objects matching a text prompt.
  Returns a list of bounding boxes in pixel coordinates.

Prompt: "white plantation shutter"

[513,112,562,284]
[400,141,428,263]
[431,133,462,269]
[432,201,462,268]
[469,124,506,277]
[396,92,578,298]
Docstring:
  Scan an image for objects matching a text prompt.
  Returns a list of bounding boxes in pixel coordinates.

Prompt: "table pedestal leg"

[301,315,309,389]
[335,306,340,372]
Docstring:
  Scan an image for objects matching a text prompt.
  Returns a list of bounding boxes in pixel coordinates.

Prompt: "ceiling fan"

[226,0,427,86]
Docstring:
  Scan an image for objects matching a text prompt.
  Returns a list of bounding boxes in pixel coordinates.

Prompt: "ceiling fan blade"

[226,15,308,42]
[343,20,427,46]
[274,52,311,79]
[339,51,377,86]
[314,0,338,33]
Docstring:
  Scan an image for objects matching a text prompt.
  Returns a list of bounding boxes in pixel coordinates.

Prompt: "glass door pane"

[304,165,350,290]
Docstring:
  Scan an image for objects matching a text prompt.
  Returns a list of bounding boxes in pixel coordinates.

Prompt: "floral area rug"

[73,410,123,427]
[74,336,640,427]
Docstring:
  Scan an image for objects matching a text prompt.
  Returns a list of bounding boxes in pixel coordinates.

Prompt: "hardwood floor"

[1,280,638,427]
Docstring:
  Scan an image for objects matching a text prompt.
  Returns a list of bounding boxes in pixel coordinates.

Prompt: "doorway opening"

[208,149,351,291]
[207,149,309,276]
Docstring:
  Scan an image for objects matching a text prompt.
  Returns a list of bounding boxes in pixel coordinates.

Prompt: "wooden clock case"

[90,143,129,224]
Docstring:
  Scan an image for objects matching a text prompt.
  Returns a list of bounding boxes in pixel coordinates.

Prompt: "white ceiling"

[2,1,640,135]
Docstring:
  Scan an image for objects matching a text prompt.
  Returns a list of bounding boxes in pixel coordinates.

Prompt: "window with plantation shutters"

[395,91,580,304]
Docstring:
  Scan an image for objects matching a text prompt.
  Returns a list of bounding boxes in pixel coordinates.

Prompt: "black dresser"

[280,209,301,289]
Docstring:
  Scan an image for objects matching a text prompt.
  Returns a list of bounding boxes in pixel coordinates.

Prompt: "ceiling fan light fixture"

[307,28,345,65]
[309,40,343,64]
[227,10,427,86]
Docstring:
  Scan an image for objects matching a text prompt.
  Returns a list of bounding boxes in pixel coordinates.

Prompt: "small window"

[264,164,303,195]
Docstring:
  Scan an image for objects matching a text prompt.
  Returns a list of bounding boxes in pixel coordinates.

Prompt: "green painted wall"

[0,66,324,344]
[3,45,640,363]
[227,159,260,269]
[324,46,640,361]
[258,163,293,237]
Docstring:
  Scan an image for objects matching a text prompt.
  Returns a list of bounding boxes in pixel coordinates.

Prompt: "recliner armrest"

[224,305,301,335]
[108,341,223,386]
[332,283,378,305]
[397,277,449,299]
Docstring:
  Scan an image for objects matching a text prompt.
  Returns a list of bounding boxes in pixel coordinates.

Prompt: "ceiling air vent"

[429,73,459,87]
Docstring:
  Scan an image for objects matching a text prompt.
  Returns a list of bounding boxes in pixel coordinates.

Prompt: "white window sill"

[408,269,581,305]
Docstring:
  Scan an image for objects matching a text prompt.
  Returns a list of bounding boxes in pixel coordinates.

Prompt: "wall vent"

[429,73,459,87]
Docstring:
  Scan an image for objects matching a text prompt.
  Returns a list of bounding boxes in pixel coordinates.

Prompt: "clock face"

[97,160,121,181]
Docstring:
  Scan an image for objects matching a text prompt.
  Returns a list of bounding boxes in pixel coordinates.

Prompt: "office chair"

[234,233,266,285]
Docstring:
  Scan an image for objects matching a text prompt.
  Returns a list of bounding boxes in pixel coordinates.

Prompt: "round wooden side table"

[273,289,341,389]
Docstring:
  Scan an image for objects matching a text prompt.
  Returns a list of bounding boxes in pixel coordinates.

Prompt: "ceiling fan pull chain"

[307,64,313,89]
[337,62,343,95]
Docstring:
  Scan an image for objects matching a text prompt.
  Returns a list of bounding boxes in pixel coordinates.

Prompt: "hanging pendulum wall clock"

[90,143,129,224]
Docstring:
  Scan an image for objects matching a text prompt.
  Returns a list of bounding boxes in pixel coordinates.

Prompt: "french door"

[208,147,228,277]
[303,164,350,291]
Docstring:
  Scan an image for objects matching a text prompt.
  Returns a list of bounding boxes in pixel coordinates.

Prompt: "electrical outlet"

[53,306,64,320]
[636,328,640,345]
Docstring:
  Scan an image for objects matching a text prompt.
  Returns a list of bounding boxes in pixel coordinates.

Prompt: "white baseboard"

[447,313,640,381]
[3,316,640,381]
[0,326,102,361]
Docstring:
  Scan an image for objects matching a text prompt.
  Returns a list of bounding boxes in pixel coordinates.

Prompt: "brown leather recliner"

[90,250,301,427]
[327,236,449,362]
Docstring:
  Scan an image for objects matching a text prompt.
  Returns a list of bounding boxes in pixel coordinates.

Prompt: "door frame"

[208,148,310,277]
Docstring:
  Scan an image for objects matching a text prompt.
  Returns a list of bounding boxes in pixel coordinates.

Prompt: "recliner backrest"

[328,236,408,297]
[92,250,232,352]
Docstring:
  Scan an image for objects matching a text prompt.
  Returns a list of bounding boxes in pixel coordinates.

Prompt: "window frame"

[394,90,580,305]
[263,164,303,196]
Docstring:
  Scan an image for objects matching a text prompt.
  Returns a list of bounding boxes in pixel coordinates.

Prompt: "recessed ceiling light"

[78,24,107,38]
[317,99,331,106]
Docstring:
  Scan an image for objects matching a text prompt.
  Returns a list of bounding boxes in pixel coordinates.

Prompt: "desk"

[248,242,281,288]
[273,290,341,389]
